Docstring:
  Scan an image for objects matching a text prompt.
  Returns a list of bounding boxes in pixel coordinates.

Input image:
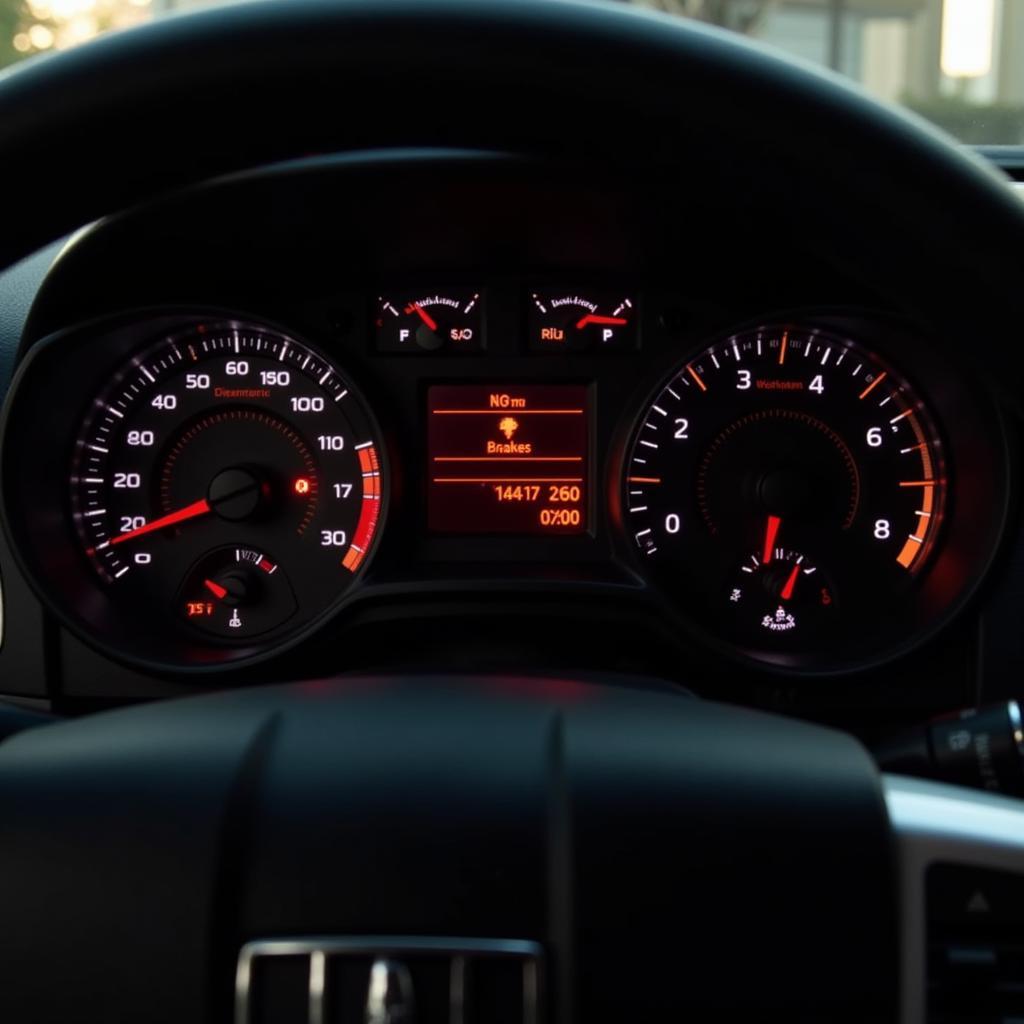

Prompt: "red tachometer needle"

[576,314,628,330]
[109,498,211,546]
[780,563,801,602]
[204,578,228,600]
[762,514,782,564]
[406,303,439,332]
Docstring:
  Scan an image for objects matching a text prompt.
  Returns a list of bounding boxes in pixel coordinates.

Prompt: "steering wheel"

[1,2,1023,1021]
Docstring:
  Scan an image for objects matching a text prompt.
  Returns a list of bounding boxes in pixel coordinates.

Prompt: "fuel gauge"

[375,289,483,352]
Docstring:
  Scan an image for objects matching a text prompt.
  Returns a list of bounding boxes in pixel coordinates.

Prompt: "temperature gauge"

[528,290,637,352]
[375,289,484,352]
[179,546,298,639]
[726,533,836,647]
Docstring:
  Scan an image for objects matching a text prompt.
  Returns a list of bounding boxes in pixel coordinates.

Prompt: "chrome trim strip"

[307,949,326,1024]
[885,774,1024,1024]
[235,936,542,1024]
[1008,700,1024,764]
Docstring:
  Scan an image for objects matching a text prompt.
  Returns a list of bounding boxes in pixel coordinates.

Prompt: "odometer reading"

[70,323,385,651]
[623,326,946,667]
[428,384,588,534]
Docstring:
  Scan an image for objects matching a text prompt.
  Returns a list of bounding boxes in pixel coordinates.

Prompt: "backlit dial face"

[528,291,637,351]
[375,290,483,352]
[70,323,385,661]
[622,326,946,668]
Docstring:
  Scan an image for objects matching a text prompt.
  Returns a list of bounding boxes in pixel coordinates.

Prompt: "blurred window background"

[0,0,1021,144]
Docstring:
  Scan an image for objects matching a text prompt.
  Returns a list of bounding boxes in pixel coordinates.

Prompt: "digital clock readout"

[427,384,588,534]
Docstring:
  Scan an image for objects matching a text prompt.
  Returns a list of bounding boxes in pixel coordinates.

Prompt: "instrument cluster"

[0,284,1009,680]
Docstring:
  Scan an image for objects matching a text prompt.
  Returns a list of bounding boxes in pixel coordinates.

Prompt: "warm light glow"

[57,15,100,48]
[11,0,155,56]
[941,0,996,79]
[28,23,55,49]
[293,477,311,495]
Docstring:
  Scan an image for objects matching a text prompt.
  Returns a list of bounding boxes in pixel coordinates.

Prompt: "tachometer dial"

[67,322,386,666]
[622,326,946,669]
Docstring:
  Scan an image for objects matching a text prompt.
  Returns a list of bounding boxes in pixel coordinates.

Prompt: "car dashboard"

[0,151,1019,734]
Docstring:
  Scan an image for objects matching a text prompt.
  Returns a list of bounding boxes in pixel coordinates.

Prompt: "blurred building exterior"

[636,0,1024,140]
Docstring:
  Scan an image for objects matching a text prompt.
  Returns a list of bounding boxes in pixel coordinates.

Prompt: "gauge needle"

[762,514,782,564]
[204,578,228,600]
[780,563,801,602]
[407,303,439,332]
[109,498,211,546]
[576,314,628,329]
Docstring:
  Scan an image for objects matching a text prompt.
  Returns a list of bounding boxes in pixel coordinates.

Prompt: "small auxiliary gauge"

[528,290,637,352]
[375,289,484,352]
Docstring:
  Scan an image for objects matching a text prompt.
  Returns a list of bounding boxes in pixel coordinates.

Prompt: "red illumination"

[427,385,588,534]
[110,498,211,546]
[405,302,439,332]
[762,514,782,564]
[780,563,801,601]
[293,477,311,496]
[203,578,228,600]
[576,314,628,330]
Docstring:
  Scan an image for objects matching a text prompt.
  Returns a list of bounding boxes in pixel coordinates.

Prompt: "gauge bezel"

[610,311,1011,675]
[0,308,391,674]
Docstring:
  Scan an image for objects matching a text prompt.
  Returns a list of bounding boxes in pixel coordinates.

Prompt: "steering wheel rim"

[0,0,1020,273]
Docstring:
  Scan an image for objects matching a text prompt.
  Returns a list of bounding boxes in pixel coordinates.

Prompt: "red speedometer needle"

[576,314,628,329]
[407,303,438,332]
[780,563,801,602]
[109,498,211,546]
[762,514,782,564]
[204,578,228,600]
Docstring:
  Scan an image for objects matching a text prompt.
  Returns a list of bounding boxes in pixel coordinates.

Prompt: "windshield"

[1,0,1021,146]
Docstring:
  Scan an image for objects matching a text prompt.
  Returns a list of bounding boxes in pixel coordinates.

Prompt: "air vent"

[235,937,542,1024]
[928,863,1024,1023]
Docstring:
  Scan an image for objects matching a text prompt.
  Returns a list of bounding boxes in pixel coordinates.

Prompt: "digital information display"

[428,385,589,534]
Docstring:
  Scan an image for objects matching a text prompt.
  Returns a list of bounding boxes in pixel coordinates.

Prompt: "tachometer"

[66,321,385,666]
[621,325,947,669]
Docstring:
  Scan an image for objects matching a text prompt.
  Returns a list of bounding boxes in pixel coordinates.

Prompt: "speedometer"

[66,321,385,665]
[621,325,949,670]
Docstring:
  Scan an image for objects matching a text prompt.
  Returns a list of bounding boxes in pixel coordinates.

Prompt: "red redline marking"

[858,371,887,400]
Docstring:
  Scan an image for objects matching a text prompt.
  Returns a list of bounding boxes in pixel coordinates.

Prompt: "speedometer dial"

[622,325,947,669]
[68,322,385,665]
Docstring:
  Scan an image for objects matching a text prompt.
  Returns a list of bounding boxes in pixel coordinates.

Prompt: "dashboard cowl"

[0,676,895,1021]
